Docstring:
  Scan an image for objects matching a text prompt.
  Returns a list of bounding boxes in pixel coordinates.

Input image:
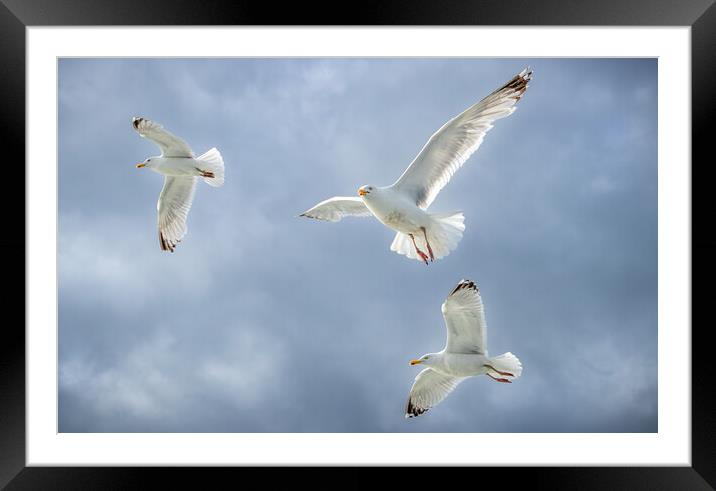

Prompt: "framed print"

[4,0,714,488]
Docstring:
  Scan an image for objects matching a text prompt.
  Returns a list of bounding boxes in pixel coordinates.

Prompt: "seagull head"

[410,353,436,367]
[136,157,154,169]
[358,185,375,197]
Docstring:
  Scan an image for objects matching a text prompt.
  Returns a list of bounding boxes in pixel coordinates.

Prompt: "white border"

[27,27,690,466]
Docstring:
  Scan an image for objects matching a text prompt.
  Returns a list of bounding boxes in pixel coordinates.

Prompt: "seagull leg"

[195,167,215,178]
[421,227,434,262]
[409,233,430,265]
[487,373,512,383]
[485,364,515,377]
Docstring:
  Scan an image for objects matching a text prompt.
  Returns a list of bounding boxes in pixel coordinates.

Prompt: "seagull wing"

[405,368,465,418]
[157,177,197,252]
[442,279,487,355]
[299,196,372,222]
[391,68,532,209]
[132,117,194,158]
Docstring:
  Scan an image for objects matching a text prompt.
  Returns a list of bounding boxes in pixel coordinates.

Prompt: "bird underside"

[389,211,465,264]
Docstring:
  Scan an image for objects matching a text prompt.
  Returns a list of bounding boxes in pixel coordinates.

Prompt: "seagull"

[132,117,225,252]
[299,68,532,264]
[405,279,522,418]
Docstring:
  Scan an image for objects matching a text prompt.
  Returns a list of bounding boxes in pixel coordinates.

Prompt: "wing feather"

[157,177,197,252]
[392,68,532,209]
[442,279,487,354]
[405,368,465,418]
[133,117,194,158]
[299,196,372,222]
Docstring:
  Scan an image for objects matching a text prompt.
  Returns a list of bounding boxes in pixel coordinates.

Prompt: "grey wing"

[157,176,197,252]
[405,368,465,418]
[132,117,194,157]
[299,196,372,222]
[391,69,532,209]
[442,279,487,354]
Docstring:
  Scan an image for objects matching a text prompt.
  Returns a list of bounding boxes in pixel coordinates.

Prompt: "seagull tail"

[487,352,523,380]
[389,211,465,262]
[196,147,225,187]
[390,232,419,260]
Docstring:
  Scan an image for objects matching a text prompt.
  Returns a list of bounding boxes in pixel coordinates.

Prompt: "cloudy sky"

[58,58,657,432]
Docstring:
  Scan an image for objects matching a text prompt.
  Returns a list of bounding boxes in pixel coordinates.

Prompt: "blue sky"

[58,58,657,432]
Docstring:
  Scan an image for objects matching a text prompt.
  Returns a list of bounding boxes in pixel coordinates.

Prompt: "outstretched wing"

[391,68,532,209]
[132,117,194,158]
[157,176,197,252]
[405,368,465,418]
[442,279,487,354]
[299,196,372,222]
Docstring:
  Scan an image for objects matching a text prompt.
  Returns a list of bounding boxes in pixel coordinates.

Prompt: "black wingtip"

[494,69,533,102]
[405,399,429,418]
[451,279,478,295]
[159,231,177,253]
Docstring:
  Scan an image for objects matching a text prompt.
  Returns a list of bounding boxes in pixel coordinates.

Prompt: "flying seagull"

[132,117,225,252]
[405,279,522,418]
[299,68,532,264]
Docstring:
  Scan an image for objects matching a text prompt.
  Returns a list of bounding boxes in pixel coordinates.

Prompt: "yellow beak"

[409,359,423,366]
[136,163,146,168]
[358,188,367,197]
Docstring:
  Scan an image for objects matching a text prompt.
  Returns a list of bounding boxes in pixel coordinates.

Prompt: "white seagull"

[133,117,225,252]
[405,279,522,418]
[300,68,532,264]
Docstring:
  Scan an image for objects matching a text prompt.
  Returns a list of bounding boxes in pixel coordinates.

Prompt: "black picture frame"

[3,0,712,488]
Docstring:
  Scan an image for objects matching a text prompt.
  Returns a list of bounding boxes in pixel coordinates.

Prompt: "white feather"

[392,69,532,209]
[132,117,194,157]
[299,196,372,222]
[442,279,488,354]
[157,177,197,253]
[405,368,465,418]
